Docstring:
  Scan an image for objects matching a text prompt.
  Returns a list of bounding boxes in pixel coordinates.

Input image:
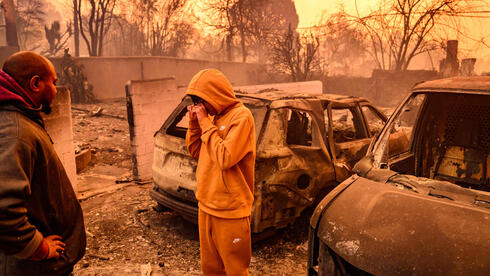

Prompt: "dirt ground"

[71,101,308,275]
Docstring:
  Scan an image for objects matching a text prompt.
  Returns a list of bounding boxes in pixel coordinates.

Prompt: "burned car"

[150,91,392,234]
[308,77,490,275]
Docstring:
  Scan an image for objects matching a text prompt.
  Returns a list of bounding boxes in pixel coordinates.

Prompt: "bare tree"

[106,0,148,56]
[105,16,145,56]
[203,0,238,61]
[203,0,298,62]
[43,21,72,57]
[108,0,191,57]
[247,0,298,63]
[146,0,192,56]
[270,26,322,81]
[353,0,478,71]
[16,0,45,51]
[159,21,194,56]
[77,0,116,56]
[316,11,367,75]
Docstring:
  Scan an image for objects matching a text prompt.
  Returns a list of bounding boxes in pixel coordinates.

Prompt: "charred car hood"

[315,174,490,275]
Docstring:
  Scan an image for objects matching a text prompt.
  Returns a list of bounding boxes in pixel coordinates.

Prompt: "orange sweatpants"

[198,209,251,276]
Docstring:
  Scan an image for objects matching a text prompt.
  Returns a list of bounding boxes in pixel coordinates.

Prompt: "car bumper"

[150,186,198,223]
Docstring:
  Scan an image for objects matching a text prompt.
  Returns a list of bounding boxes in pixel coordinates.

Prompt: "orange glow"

[48,0,490,70]
[294,0,377,27]
[294,0,490,70]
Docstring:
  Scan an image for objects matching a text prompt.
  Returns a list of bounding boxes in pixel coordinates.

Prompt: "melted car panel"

[151,91,389,233]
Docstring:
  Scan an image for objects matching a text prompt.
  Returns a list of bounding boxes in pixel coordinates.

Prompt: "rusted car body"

[150,91,389,233]
[308,77,490,275]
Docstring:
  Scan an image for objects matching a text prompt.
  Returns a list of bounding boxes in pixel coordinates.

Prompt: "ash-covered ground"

[71,101,308,275]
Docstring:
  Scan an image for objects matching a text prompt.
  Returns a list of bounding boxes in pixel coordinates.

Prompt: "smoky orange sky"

[51,0,377,26]
[50,0,490,70]
[294,0,376,26]
[295,1,490,58]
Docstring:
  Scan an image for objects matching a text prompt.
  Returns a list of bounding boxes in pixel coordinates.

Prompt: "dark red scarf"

[0,69,38,108]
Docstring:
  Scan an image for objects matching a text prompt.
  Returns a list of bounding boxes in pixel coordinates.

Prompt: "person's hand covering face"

[187,103,208,122]
[187,105,198,121]
[193,103,208,121]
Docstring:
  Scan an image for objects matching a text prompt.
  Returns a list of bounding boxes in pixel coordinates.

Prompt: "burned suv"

[308,77,490,275]
[150,91,391,234]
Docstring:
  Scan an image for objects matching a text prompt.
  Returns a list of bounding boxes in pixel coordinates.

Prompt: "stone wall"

[126,77,184,180]
[51,56,266,101]
[42,87,77,189]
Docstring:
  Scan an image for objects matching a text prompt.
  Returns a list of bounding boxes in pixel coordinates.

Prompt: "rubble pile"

[71,100,132,171]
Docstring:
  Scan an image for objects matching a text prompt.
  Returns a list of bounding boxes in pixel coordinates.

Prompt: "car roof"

[413,76,490,94]
[235,90,371,107]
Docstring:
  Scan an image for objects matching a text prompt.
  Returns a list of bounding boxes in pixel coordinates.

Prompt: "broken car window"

[361,106,385,137]
[166,107,189,138]
[386,94,426,159]
[330,108,361,143]
[286,109,313,146]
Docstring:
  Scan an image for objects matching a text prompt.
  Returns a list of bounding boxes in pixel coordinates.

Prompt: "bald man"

[0,51,86,276]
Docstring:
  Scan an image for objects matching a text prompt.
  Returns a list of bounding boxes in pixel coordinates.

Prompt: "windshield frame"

[369,92,424,168]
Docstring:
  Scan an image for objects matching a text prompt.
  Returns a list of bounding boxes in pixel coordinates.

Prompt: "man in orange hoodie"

[186,69,255,276]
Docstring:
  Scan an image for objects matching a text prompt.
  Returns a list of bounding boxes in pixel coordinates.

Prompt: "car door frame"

[325,101,373,176]
[358,102,388,138]
[252,99,337,233]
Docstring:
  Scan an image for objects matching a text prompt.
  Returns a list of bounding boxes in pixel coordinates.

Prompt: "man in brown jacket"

[0,51,86,275]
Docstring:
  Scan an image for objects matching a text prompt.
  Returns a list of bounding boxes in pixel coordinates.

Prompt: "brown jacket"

[0,104,86,275]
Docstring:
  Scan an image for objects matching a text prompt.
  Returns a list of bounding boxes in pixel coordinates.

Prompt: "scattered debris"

[90,107,103,117]
[116,175,133,184]
[86,229,95,238]
[74,142,91,154]
[107,147,123,153]
[72,102,132,170]
[72,106,126,120]
[140,263,152,276]
[88,253,110,261]
[135,179,153,185]
[76,148,94,173]
[78,183,133,201]
[136,208,149,214]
